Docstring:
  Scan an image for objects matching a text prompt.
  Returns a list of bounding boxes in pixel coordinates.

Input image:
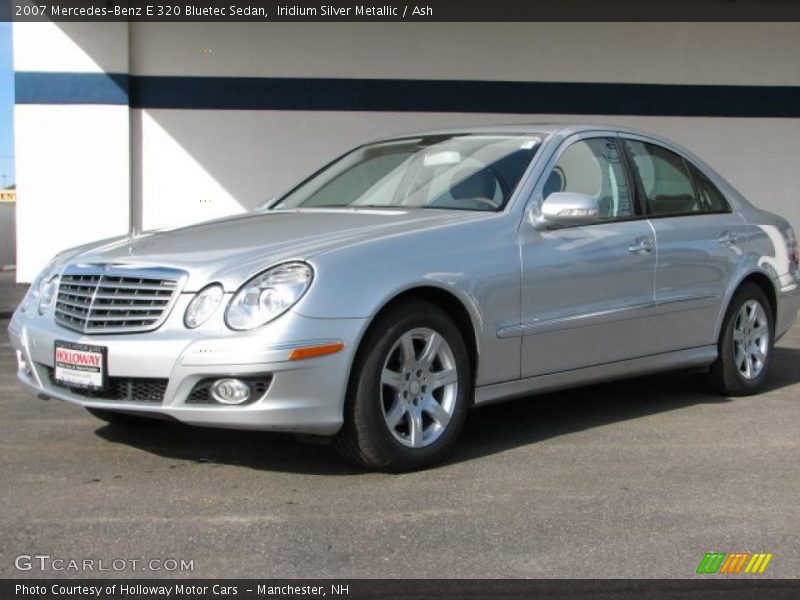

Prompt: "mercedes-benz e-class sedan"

[9,125,800,471]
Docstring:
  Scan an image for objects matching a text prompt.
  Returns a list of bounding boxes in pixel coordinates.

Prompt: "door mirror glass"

[534,192,599,228]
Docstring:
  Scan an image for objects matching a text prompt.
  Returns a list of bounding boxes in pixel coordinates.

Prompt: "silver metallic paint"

[8,124,800,434]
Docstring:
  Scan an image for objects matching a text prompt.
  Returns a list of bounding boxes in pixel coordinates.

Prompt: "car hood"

[69,208,482,291]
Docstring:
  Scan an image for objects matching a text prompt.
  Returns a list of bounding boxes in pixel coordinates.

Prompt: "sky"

[0,21,14,188]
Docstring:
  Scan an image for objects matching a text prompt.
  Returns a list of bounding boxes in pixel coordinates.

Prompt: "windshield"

[274,134,544,212]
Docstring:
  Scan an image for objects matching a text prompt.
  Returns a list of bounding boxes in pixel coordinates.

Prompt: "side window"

[543,138,634,221]
[624,140,701,216]
[687,162,730,213]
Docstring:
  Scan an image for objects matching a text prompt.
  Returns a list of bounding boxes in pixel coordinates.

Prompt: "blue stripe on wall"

[15,72,129,105]
[15,72,800,118]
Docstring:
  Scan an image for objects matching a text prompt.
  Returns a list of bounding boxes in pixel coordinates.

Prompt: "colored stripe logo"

[696,552,773,574]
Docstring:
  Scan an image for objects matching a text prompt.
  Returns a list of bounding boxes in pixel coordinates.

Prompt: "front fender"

[294,215,523,385]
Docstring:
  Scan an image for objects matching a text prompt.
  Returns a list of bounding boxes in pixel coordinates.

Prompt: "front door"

[518,135,659,378]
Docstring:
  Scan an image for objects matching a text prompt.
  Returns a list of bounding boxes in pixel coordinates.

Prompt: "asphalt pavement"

[1,311,798,579]
[0,270,26,318]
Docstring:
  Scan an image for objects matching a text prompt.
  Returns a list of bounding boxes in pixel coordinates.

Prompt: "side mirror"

[533,192,599,229]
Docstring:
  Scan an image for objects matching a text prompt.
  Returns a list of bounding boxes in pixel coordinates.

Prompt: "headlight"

[19,260,56,314]
[184,284,224,328]
[37,275,60,315]
[225,262,313,330]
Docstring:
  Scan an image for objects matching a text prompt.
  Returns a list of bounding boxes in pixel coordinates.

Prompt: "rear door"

[621,137,746,352]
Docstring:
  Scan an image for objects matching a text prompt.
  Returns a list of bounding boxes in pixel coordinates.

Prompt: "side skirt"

[474,345,717,406]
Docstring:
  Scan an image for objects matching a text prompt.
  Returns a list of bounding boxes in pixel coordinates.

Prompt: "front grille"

[54,265,184,334]
[45,367,167,403]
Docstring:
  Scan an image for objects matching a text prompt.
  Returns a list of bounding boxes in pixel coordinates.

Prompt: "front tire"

[334,300,472,472]
[706,283,774,396]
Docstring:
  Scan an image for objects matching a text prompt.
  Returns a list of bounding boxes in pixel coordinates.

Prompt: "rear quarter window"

[686,162,731,213]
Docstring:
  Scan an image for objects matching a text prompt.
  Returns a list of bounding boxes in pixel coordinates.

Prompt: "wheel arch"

[716,269,779,340]
[348,285,481,390]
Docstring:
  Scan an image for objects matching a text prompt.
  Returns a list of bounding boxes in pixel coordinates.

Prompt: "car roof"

[371,123,672,143]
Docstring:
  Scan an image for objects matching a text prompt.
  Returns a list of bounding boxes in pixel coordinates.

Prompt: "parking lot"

[1,304,799,579]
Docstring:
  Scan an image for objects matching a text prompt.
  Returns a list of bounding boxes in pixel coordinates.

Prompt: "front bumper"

[8,296,367,435]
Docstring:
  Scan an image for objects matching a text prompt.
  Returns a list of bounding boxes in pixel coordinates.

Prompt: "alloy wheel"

[732,299,770,380]
[380,327,459,448]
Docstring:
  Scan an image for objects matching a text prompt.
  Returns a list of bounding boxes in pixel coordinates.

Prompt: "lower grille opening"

[186,376,272,405]
[44,367,167,403]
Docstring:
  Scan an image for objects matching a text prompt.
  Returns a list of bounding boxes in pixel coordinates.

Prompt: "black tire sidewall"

[348,301,472,471]
[716,284,775,394]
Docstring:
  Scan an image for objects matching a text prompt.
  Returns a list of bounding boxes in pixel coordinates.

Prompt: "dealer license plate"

[53,341,108,390]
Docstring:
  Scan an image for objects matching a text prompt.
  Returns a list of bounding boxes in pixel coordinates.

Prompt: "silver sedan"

[9,124,800,471]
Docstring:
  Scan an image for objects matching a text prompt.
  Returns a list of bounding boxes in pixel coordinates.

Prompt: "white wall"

[15,105,130,278]
[129,22,800,231]
[13,22,130,281]
[14,21,800,280]
[13,21,128,73]
[135,109,800,232]
[131,22,800,84]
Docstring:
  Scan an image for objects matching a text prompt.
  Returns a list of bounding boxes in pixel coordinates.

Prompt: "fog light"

[210,378,251,405]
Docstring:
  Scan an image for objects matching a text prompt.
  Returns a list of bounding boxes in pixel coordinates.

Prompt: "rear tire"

[86,408,161,427]
[706,283,774,396]
[334,299,472,472]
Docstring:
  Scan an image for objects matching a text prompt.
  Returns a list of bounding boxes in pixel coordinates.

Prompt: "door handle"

[628,238,654,254]
[717,231,739,246]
